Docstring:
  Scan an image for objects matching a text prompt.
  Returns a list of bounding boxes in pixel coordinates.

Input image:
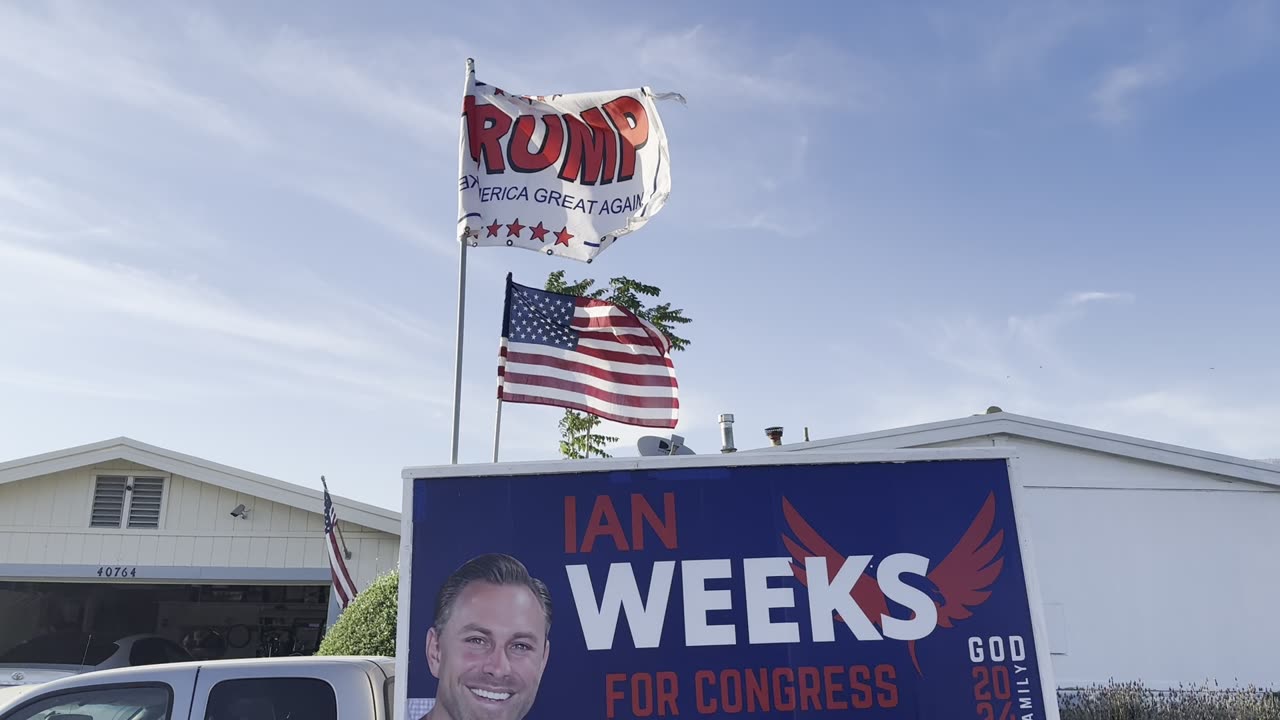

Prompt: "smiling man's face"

[426,581,551,720]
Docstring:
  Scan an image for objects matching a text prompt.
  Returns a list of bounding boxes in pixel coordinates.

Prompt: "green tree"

[544,271,693,459]
[558,408,617,459]
[316,568,398,657]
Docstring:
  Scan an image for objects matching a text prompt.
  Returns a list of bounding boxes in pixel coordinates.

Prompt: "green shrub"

[1058,680,1280,720]
[316,568,399,657]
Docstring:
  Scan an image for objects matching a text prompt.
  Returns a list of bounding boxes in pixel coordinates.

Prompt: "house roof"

[758,411,1280,490]
[0,437,401,534]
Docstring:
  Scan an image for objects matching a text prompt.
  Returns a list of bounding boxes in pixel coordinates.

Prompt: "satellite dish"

[637,434,695,457]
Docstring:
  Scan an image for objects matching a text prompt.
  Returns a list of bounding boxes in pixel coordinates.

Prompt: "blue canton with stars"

[506,284,580,350]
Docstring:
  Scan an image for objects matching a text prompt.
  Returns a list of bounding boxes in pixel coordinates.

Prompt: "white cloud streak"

[282,175,456,257]
[0,239,384,359]
[0,4,270,150]
[1092,60,1173,126]
[1098,389,1280,460]
[251,30,458,146]
[1066,291,1136,306]
[632,25,883,111]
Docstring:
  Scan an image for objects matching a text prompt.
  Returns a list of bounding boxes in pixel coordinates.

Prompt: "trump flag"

[457,65,676,263]
[497,274,679,428]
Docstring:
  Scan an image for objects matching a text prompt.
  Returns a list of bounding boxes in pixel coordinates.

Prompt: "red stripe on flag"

[501,342,671,368]
[575,301,670,354]
[331,568,350,607]
[500,392,678,428]
[569,343,674,368]
[505,351,677,387]
[574,313,649,332]
[504,372,679,409]
[328,526,356,602]
[576,330,663,349]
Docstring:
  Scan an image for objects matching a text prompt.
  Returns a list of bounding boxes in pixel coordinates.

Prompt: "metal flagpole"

[492,273,514,463]
[449,57,476,464]
[449,240,468,464]
[492,398,503,462]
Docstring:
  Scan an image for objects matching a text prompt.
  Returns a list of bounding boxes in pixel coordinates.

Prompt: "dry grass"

[1058,681,1280,720]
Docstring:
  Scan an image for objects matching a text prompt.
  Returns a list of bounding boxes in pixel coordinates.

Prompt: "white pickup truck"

[0,655,395,720]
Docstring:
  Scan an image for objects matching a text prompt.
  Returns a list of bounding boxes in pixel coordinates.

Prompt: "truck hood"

[0,665,85,687]
[0,683,42,711]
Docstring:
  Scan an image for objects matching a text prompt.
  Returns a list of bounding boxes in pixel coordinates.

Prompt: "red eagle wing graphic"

[780,496,889,627]
[927,490,1005,629]
[905,490,1006,676]
[781,492,1007,678]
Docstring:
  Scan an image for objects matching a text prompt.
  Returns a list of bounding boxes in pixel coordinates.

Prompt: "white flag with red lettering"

[456,65,677,263]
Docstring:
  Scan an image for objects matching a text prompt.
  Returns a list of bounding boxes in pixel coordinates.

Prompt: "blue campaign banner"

[399,453,1058,720]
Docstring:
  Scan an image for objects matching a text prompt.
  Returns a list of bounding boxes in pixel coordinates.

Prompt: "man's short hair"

[432,553,553,635]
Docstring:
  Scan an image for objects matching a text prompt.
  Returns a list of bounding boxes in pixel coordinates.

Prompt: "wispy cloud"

[1092,60,1173,126]
[924,1,1106,85]
[0,4,270,150]
[1066,291,1136,306]
[0,239,387,359]
[1098,389,1280,460]
[1087,1,1278,128]
[633,25,883,110]
[0,171,135,249]
[879,285,1280,461]
[0,165,242,261]
[183,14,457,150]
[723,213,816,240]
[0,366,156,402]
[0,236,450,410]
[281,174,456,257]
[895,290,1138,394]
[981,4,1100,81]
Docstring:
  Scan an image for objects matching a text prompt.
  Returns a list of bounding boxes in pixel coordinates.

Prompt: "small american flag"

[322,476,358,609]
[497,274,679,428]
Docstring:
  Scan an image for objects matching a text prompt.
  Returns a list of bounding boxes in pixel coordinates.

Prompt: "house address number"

[97,566,138,578]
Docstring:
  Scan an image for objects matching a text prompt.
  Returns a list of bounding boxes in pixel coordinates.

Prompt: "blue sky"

[2,0,1277,511]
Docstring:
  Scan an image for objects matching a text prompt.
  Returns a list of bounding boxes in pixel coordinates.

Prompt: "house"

[7,412,1274,690]
[0,437,400,660]
[760,410,1280,690]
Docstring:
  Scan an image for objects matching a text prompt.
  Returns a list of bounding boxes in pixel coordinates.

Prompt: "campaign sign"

[396,451,1059,720]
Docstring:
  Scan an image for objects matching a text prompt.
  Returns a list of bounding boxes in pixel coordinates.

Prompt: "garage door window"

[204,678,337,720]
[1,683,171,720]
[90,475,166,529]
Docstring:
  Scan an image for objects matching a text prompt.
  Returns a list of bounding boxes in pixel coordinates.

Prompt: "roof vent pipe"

[765,426,784,446]
[719,414,737,453]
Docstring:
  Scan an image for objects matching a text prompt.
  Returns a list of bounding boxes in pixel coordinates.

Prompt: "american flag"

[497,275,679,428]
[322,476,358,609]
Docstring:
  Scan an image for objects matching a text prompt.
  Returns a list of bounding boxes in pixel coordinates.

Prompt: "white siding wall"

[905,436,1280,689]
[0,461,399,590]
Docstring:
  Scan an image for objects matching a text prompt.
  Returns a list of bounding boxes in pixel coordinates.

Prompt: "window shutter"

[127,477,165,529]
[91,476,128,527]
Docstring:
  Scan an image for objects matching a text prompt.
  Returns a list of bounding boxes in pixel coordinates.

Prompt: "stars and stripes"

[497,274,679,428]
[322,476,358,609]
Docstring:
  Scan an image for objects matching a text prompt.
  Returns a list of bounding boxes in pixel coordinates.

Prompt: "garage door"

[0,580,332,666]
